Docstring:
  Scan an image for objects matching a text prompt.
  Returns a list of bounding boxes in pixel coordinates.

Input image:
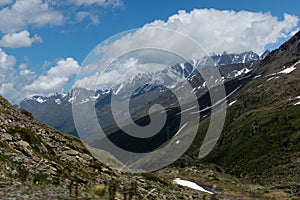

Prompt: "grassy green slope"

[185,32,300,197]
[205,70,300,185]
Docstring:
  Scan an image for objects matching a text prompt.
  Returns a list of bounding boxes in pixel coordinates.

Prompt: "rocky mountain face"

[254,31,300,75]
[0,95,229,199]
[18,51,260,137]
[210,51,260,65]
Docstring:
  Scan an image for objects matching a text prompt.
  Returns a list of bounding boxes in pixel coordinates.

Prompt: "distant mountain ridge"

[210,51,259,65]
[18,51,260,137]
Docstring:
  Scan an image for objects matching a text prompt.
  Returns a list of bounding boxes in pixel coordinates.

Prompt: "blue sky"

[1,0,300,103]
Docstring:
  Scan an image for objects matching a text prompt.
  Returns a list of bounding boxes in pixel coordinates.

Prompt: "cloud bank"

[0,8,299,103]
[74,9,299,91]
[144,9,299,54]
[0,48,79,103]
[0,0,123,34]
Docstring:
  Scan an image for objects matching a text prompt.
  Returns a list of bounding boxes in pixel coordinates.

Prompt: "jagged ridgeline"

[17,51,261,137]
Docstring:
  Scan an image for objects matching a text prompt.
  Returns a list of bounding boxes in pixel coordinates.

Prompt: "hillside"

[0,95,219,199]
[255,31,300,76]
[188,31,300,198]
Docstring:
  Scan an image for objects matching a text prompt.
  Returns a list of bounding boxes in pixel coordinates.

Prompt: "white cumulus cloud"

[0,48,34,103]
[68,0,123,7]
[0,48,16,71]
[0,48,80,103]
[0,0,123,34]
[0,30,42,48]
[0,0,13,6]
[25,58,80,94]
[75,12,99,24]
[145,9,299,54]
[0,0,64,33]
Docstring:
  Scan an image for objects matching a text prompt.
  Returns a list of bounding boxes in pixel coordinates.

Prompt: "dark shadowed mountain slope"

[254,31,300,75]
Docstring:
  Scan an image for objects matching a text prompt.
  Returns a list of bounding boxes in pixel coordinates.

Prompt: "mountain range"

[17,51,264,137]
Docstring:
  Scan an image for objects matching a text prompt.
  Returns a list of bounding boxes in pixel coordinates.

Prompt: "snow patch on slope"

[279,66,296,74]
[278,60,300,74]
[173,178,213,194]
[55,99,61,104]
[228,100,237,106]
[114,84,124,95]
[294,96,300,106]
[233,68,251,77]
[36,97,46,103]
